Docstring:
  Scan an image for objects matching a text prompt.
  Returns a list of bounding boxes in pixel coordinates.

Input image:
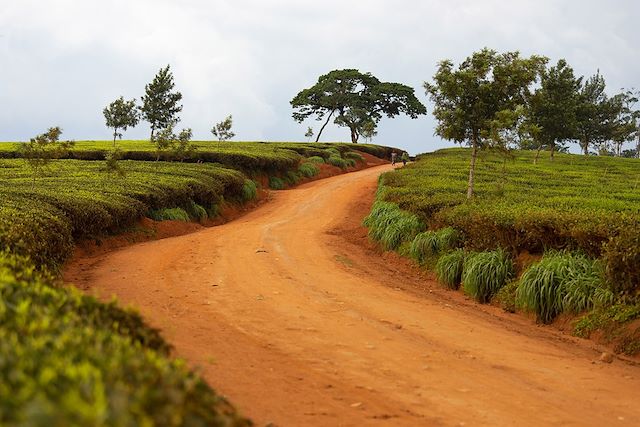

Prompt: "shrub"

[298,162,319,178]
[435,249,465,290]
[242,179,258,201]
[602,230,640,296]
[186,201,208,222]
[0,253,250,426]
[462,249,514,303]
[516,251,611,324]
[495,280,519,313]
[149,207,190,222]
[284,170,301,185]
[269,176,285,190]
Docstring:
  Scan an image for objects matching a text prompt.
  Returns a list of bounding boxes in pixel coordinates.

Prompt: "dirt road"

[67,164,640,426]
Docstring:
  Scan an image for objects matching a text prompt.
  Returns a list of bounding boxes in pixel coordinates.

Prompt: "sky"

[1,0,638,154]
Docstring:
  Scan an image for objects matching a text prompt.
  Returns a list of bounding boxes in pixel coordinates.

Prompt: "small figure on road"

[391,151,397,165]
[401,152,409,166]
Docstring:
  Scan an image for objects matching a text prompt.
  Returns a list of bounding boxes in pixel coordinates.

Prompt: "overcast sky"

[1,0,638,154]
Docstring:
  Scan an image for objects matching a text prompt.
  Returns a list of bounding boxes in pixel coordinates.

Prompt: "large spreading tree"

[425,49,547,198]
[290,69,426,143]
[140,65,183,140]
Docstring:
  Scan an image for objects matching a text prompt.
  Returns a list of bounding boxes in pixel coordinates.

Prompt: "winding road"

[67,164,640,426]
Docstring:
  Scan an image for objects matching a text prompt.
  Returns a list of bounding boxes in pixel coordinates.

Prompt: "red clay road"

[67,164,640,426]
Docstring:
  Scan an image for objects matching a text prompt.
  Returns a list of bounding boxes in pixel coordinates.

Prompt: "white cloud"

[0,0,638,153]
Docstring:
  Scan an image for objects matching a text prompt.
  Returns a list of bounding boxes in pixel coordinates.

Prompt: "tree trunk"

[150,127,155,141]
[550,141,555,161]
[581,139,589,156]
[315,110,334,143]
[637,133,640,159]
[534,142,543,164]
[113,130,118,149]
[350,126,358,143]
[466,135,478,199]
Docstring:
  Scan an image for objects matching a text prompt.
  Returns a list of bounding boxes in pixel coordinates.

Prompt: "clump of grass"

[149,207,190,222]
[186,201,208,222]
[242,179,258,201]
[516,251,611,324]
[436,249,465,289]
[344,151,364,162]
[462,249,514,303]
[306,156,325,164]
[269,176,285,190]
[207,203,220,218]
[298,162,319,178]
[326,147,342,157]
[327,155,348,169]
[284,171,301,185]
[410,227,460,263]
[363,201,424,250]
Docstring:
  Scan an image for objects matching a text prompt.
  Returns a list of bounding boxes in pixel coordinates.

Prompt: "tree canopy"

[291,69,426,143]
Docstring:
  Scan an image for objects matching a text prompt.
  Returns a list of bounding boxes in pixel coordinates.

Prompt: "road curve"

[68,164,640,426]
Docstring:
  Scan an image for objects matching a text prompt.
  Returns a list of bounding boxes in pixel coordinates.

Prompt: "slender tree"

[20,127,74,180]
[151,123,194,161]
[291,69,426,143]
[211,115,235,142]
[140,65,183,140]
[425,49,547,198]
[575,71,616,155]
[527,59,582,161]
[103,97,139,148]
[304,126,314,141]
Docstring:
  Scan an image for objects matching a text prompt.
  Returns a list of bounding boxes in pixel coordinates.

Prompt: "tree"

[527,59,582,161]
[151,123,195,161]
[211,115,235,142]
[20,127,75,180]
[575,71,617,156]
[360,120,377,142]
[103,97,139,148]
[304,126,314,141]
[424,49,547,198]
[140,65,183,140]
[291,69,426,143]
[609,90,639,156]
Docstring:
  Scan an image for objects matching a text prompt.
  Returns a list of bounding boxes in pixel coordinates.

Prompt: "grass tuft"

[306,156,326,164]
[363,201,424,251]
[435,249,465,289]
[410,227,460,263]
[268,176,285,190]
[241,179,258,201]
[298,162,319,178]
[462,249,514,303]
[516,251,610,324]
[149,207,190,222]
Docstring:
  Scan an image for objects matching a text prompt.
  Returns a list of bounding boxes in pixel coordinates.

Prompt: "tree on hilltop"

[103,96,139,148]
[211,115,235,142]
[291,69,426,143]
[140,65,183,140]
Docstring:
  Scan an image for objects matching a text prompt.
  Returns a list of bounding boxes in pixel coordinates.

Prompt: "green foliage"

[103,96,139,146]
[495,280,519,313]
[462,249,514,303]
[0,253,249,426]
[211,115,235,142]
[284,170,301,185]
[103,148,125,176]
[516,252,610,324]
[19,127,75,179]
[344,151,364,162]
[602,231,640,296]
[291,69,426,143]
[152,124,195,161]
[140,65,183,140]
[298,162,319,178]
[327,155,348,169]
[363,201,424,251]
[410,227,460,263]
[242,179,258,201]
[574,303,640,338]
[306,155,325,164]
[435,249,465,290]
[149,207,190,222]
[186,201,208,222]
[269,176,285,190]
